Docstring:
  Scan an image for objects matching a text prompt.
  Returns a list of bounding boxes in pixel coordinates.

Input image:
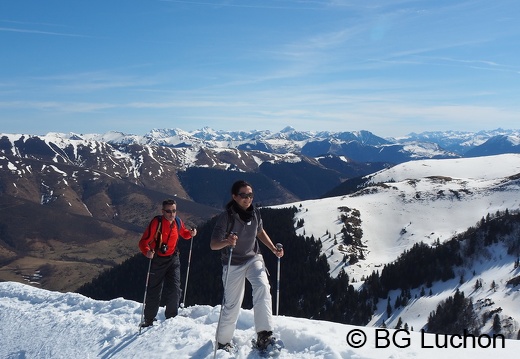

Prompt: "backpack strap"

[221,207,236,257]
[253,206,262,250]
[254,207,261,227]
[175,216,182,232]
[225,207,235,235]
[154,215,163,250]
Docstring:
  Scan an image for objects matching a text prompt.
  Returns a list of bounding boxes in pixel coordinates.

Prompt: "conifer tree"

[492,314,501,333]
[386,297,392,317]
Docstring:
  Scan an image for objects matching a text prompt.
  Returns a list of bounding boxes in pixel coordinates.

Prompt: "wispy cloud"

[0,100,115,112]
[0,27,89,38]
[418,56,520,74]
[2,69,162,95]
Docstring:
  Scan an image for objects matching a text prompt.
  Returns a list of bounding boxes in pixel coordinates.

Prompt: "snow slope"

[278,154,520,282]
[1,281,518,359]
[273,154,520,333]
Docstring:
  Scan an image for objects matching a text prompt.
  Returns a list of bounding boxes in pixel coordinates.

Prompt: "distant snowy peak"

[464,134,520,158]
[508,134,520,146]
[399,141,458,159]
[395,129,520,154]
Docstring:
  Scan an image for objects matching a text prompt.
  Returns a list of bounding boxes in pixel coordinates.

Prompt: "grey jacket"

[211,204,263,265]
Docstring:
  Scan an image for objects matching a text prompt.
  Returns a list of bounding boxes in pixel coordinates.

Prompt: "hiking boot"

[139,318,155,328]
[217,342,235,353]
[256,330,275,351]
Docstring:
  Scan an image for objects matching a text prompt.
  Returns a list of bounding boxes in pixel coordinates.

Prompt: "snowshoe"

[217,342,237,354]
[252,331,284,357]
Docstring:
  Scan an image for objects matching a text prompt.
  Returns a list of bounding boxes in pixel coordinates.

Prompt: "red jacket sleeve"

[138,217,160,256]
[178,218,192,240]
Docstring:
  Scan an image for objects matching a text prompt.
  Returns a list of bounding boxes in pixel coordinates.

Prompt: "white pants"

[217,254,273,344]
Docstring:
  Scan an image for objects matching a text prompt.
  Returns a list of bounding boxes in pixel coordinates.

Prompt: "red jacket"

[138,216,192,257]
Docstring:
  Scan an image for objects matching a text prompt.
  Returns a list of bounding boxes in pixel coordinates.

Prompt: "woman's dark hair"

[231,180,252,195]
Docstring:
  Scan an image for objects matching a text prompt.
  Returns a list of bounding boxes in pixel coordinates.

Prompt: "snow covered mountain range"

[2,126,518,208]
[64,126,520,159]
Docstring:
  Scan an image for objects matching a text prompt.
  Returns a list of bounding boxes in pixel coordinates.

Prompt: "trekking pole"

[181,229,194,308]
[213,245,234,359]
[139,256,153,334]
[275,243,283,316]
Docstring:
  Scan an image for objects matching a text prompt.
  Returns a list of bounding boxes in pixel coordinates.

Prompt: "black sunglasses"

[162,209,177,213]
[237,192,254,199]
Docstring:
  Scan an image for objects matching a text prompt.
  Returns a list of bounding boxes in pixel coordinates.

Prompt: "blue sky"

[1,0,519,138]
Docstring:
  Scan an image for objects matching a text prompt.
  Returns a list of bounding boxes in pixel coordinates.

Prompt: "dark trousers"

[144,254,181,321]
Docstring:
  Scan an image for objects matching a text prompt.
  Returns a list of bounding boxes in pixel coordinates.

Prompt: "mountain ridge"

[37,127,520,158]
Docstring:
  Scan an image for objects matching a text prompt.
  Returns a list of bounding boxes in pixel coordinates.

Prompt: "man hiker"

[138,199,197,327]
